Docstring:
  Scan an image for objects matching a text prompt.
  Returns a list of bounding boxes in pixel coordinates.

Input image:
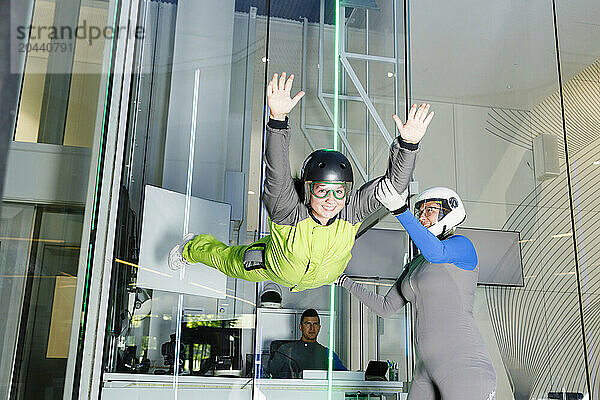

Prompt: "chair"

[267,340,298,378]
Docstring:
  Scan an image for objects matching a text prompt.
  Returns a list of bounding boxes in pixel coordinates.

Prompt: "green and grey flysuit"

[183,118,418,291]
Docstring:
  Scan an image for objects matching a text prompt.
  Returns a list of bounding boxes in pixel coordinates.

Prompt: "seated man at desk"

[269,309,347,378]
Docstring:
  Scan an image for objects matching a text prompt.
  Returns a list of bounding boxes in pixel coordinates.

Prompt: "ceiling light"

[518,238,536,243]
[551,232,572,239]
[554,271,576,276]
[593,161,600,165]
[248,190,255,195]
[261,57,269,63]
[387,72,394,78]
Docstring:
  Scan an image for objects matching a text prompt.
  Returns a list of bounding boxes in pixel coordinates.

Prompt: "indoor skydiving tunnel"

[2,0,600,399]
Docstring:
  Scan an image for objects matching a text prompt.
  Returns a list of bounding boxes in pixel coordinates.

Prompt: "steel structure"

[299,0,403,183]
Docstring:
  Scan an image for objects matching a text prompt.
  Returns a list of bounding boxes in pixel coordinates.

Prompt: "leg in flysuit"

[407,360,440,400]
[182,234,272,282]
[432,364,496,400]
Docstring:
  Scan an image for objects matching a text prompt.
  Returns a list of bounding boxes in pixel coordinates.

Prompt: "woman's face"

[417,200,442,228]
[309,182,347,224]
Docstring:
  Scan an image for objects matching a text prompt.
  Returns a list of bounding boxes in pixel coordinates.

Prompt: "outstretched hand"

[267,72,305,121]
[392,103,434,144]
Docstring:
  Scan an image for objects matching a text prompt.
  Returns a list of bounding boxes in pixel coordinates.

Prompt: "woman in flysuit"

[337,179,497,400]
[168,72,435,291]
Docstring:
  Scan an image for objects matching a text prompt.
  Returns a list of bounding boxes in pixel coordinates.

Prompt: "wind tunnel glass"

[309,182,350,200]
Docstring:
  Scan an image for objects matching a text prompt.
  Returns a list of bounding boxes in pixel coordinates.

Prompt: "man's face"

[417,200,442,228]
[299,316,321,342]
[309,182,347,224]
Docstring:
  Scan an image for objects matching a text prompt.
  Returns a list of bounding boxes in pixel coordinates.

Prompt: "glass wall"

[3,0,600,399]
[557,1,600,399]
[100,0,408,398]
[408,0,589,398]
[2,0,119,398]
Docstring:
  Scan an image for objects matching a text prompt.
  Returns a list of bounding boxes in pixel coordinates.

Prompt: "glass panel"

[254,1,347,397]
[409,0,584,399]
[2,0,116,397]
[14,0,108,147]
[102,0,266,399]
[10,207,83,399]
[331,0,408,398]
[556,0,600,398]
[102,0,410,398]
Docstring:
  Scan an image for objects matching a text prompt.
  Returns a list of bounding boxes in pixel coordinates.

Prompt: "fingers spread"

[423,111,434,127]
[408,104,417,120]
[279,72,286,91]
[414,103,426,121]
[285,74,295,92]
[392,114,404,129]
[291,91,305,107]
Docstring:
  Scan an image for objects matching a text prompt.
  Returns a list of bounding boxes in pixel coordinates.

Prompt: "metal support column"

[300,17,316,151]
[317,0,368,182]
[314,0,404,184]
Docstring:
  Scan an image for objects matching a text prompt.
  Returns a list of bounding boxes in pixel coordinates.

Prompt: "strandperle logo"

[10,14,146,73]
[16,19,145,41]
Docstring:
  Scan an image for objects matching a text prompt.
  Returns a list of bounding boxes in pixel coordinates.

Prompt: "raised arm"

[348,104,433,223]
[375,178,478,270]
[262,73,305,223]
[395,209,477,270]
[385,104,433,193]
[338,274,407,318]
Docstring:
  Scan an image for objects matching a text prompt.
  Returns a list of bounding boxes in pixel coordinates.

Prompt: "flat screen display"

[455,227,524,287]
[347,227,524,286]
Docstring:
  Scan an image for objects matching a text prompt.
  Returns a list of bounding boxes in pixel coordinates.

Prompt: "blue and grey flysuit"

[341,209,497,400]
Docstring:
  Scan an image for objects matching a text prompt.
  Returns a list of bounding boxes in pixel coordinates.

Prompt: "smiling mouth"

[322,206,336,212]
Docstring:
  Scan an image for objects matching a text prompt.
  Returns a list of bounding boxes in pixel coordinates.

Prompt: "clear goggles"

[414,200,448,221]
[309,181,351,200]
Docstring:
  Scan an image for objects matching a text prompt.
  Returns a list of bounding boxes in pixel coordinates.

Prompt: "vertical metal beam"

[317,0,367,182]
[62,0,124,394]
[124,0,151,190]
[300,17,316,151]
[393,0,400,119]
[550,0,592,395]
[318,0,324,101]
[403,0,415,382]
[333,0,340,151]
[62,0,140,398]
[365,9,370,179]
[84,0,141,395]
[240,6,257,238]
[340,6,346,155]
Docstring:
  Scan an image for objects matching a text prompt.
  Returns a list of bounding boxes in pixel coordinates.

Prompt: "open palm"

[267,72,305,121]
[392,103,434,144]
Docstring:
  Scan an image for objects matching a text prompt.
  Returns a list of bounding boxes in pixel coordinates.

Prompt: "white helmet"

[413,187,466,238]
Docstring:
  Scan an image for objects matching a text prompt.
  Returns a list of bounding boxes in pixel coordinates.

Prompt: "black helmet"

[301,149,353,183]
[260,283,282,308]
